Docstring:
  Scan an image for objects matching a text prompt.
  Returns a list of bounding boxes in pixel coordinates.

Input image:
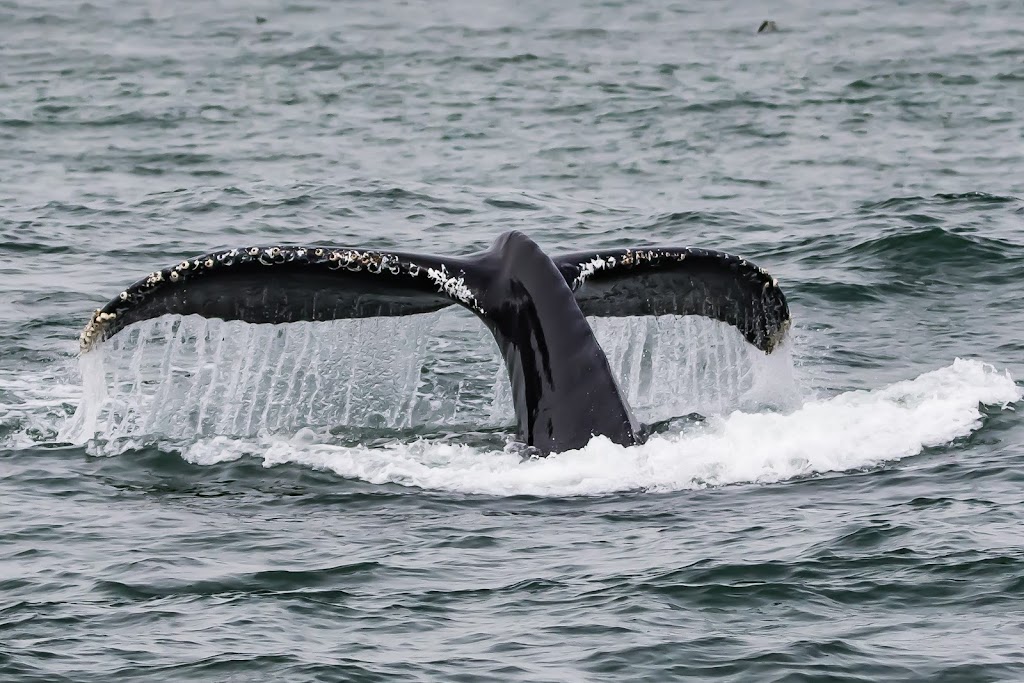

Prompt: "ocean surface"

[2,0,1024,680]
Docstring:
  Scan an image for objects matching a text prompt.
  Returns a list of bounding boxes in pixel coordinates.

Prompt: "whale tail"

[80,231,790,453]
[554,245,790,353]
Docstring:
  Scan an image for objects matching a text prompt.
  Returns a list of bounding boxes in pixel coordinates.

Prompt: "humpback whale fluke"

[79,231,790,454]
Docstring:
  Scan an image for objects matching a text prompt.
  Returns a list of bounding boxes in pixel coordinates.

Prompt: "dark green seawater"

[3,0,1024,680]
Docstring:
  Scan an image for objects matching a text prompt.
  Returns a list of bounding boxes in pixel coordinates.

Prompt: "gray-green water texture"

[3,0,1024,680]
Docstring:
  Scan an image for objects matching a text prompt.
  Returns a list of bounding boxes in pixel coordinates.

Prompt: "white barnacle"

[426,264,447,282]
[119,291,128,301]
[179,260,189,270]
[170,271,180,282]
[248,247,259,256]
[572,256,609,289]
[426,264,481,311]
[314,248,324,256]
[327,252,346,270]
[269,247,280,257]
[78,307,116,352]
[408,264,420,277]
[363,253,381,273]
[205,258,214,267]
[379,254,399,275]
[296,248,306,258]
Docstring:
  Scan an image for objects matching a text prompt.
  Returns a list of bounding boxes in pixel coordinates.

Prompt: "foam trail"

[178,359,1019,497]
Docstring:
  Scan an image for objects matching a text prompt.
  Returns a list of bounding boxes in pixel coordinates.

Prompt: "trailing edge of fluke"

[79,230,791,454]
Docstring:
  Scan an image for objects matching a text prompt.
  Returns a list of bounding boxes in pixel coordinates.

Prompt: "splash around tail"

[77,231,791,454]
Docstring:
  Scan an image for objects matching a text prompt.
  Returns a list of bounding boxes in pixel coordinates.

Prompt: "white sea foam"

[41,313,1021,496]
[173,358,1018,497]
[0,367,81,449]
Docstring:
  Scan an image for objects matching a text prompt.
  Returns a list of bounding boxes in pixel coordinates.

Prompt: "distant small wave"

[860,192,1019,211]
[844,226,1019,264]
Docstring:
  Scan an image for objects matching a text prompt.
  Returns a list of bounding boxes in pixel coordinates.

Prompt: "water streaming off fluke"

[61,309,799,452]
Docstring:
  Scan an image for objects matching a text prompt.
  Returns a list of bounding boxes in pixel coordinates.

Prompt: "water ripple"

[3,0,1024,679]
